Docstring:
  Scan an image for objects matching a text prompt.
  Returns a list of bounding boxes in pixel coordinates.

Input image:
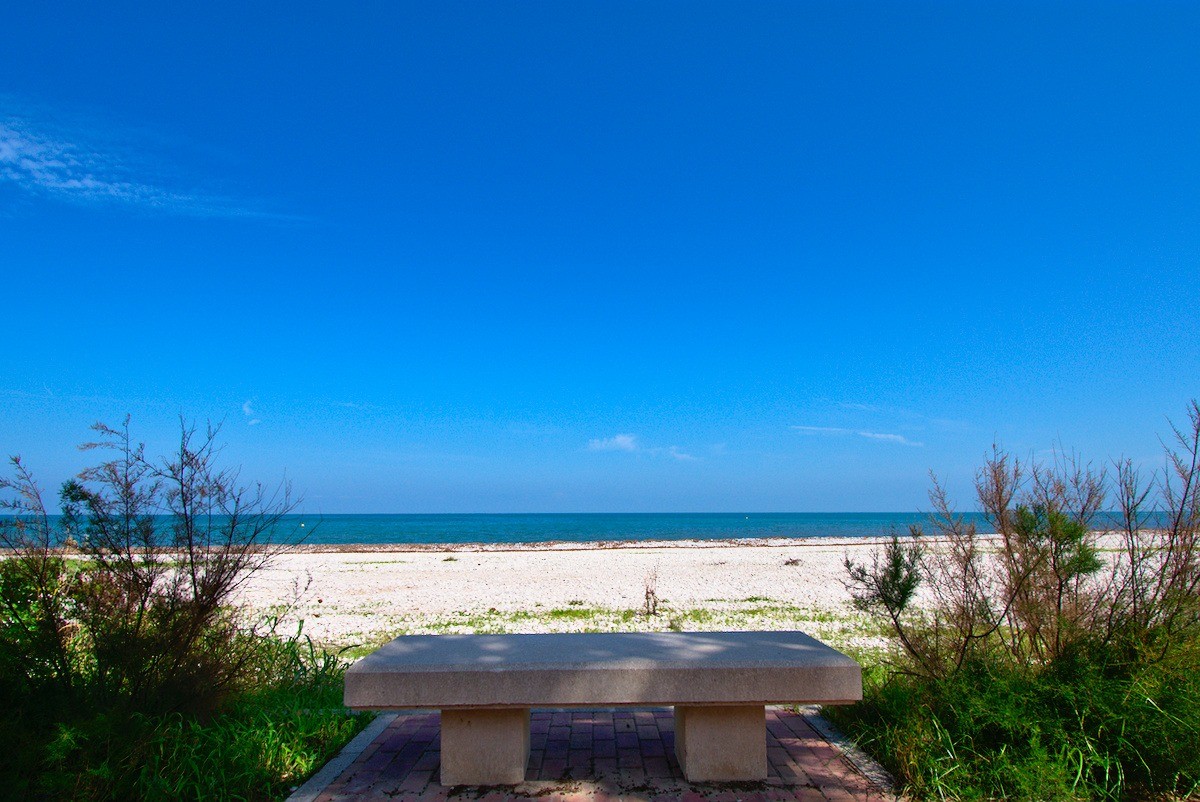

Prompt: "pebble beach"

[235,537,896,649]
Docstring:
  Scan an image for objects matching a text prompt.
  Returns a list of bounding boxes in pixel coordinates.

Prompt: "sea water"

[10,511,1149,547]
[282,512,994,546]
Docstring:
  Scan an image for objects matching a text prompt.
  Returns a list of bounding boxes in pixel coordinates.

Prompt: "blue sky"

[2,2,1197,513]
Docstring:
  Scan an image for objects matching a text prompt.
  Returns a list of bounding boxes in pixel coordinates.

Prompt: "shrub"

[35,621,365,801]
[0,418,363,800]
[840,401,1200,799]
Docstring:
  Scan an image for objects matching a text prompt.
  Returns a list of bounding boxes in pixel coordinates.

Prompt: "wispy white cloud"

[242,399,261,426]
[587,434,699,461]
[857,431,923,446]
[838,401,970,431]
[588,433,638,452]
[332,401,382,412]
[0,101,285,218]
[662,446,696,461]
[791,425,923,447]
[839,402,883,413]
[792,425,852,435]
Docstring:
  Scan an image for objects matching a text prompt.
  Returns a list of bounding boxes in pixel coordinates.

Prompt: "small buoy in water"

[300,523,305,527]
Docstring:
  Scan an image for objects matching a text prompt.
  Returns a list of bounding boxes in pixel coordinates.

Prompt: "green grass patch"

[338,600,878,657]
[2,628,371,801]
[39,692,368,801]
[828,648,1200,801]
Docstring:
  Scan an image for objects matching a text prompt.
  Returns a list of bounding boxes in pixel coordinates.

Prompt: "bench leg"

[674,705,767,782]
[439,708,530,785]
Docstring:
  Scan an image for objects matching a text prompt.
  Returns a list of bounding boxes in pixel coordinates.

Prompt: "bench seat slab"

[674,705,767,782]
[345,632,862,710]
[440,708,530,785]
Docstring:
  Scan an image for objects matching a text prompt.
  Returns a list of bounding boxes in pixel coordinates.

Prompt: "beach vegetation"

[643,566,660,616]
[836,401,1200,800]
[545,606,600,621]
[0,419,367,800]
[342,598,875,653]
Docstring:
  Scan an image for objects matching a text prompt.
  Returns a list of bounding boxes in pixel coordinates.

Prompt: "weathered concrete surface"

[675,704,768,781]
[440,707,530,785]
[344,631,862,709]
[343,631,862,785]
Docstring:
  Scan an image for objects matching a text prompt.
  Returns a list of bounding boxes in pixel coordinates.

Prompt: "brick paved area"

[312,708,892,801]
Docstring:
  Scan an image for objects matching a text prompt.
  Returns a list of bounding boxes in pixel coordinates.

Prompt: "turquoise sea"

[10,511,1150,547]
[284,512,997,546]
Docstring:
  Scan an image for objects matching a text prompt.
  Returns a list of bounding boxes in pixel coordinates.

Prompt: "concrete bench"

[344,630,861,785]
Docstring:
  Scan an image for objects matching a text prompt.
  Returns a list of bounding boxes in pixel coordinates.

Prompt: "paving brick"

[304,707,891,801]
[592,756,618,774]
[790,789,830,802]
[617,748,643,768]
[642,739,666,757]
[615,732,640,748]
[618,766,646,785]
[374,731,413,754]
[777,713,817,736]
[814,785,858,802]
[643,757,672,778]
[362,747,397,773]
[400,769,435,791]
[767,721,792,737]
[336,774,379,796]
[414,749,442,771]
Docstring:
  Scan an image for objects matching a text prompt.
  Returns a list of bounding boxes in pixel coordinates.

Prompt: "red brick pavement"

[313,708,892,802]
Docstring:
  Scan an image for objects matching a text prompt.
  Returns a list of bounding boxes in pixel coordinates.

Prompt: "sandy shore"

[235,537,897,650]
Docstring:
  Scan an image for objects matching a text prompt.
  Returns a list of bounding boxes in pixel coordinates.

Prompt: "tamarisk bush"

[0,417,299,720]
[839,402,1200,799]
[846,401,1200,679]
